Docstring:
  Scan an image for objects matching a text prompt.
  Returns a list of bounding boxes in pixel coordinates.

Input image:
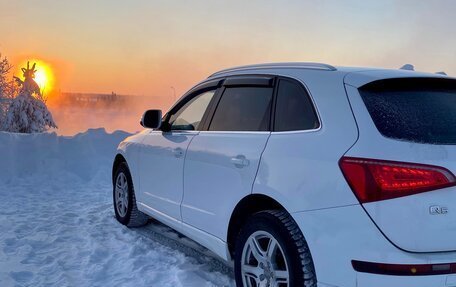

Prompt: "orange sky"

[1,0,455,100]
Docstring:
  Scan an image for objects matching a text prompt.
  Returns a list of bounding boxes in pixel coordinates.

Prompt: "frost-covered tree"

[0,54,12,94]
[0,54,17,128]
[4,62,57,133]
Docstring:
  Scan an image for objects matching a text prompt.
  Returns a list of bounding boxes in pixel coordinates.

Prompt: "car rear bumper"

[355,272,454,287]
[318,274,453,287]
[292,204,456,287]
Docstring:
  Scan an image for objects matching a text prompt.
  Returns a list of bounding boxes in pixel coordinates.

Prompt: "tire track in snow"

[0,177,235,287]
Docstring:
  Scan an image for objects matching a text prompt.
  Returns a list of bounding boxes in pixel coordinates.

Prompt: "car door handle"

[231,155,249,168]
[173,148,184,158]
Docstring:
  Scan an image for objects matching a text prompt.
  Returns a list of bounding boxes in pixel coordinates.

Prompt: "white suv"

[112,62,456,287]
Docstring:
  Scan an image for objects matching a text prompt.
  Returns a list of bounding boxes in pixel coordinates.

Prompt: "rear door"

[181,76,273,240]
[345,77,456,252]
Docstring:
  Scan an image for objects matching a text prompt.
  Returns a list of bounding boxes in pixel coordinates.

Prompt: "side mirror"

[140,109,162,129]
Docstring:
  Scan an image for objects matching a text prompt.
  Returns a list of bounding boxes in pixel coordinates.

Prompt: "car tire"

[234,210,316,287]
[113,162,149,227]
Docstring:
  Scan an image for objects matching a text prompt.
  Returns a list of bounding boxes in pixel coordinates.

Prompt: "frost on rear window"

[359,78,456,144]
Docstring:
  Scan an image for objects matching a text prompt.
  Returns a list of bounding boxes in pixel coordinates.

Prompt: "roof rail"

[209,62,337,78]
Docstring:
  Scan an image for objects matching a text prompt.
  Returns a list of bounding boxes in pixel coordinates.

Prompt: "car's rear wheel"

[113,162,149,227]
[234,210,316,287]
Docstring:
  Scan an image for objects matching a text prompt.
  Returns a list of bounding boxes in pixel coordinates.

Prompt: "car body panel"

[248,68,359,212]
[293,205,456,287]
[356,270,449,287]
[345,84,456,253]
[139,130,198,221]
[182,131,270,240]
[115,130,149,199]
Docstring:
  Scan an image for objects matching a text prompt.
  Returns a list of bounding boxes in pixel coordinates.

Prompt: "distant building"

[54,91,171,111]
[59,92,122,105]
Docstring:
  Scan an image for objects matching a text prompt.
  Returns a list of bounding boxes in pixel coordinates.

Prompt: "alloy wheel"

[241,231,289,287]
[115,172,129,217]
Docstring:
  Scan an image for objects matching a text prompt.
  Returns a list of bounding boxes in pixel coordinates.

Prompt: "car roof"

[208,62,454,88]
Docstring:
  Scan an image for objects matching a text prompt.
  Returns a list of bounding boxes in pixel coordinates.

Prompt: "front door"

[139,89,216,222]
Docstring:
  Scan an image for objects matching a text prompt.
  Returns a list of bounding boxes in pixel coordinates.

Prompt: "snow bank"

[0,129,235,286]
[0,128,130,183]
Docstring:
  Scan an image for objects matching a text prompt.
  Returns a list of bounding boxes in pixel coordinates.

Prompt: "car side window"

[274,79,319,131]
[209,87,273,132]
[168,90,215,131]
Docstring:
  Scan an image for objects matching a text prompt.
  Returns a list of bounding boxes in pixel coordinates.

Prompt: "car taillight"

[339,157,456,203]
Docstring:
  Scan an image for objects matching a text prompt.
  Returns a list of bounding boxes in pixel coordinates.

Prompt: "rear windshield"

[359,78,456,144]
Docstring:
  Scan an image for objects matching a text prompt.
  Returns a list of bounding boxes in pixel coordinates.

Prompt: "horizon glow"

[1,0,455,98]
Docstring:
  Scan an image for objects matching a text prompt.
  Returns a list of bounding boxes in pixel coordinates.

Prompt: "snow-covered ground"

[0,129,235,287]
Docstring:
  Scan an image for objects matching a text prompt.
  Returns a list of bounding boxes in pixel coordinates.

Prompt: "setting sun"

[16,59,54,95]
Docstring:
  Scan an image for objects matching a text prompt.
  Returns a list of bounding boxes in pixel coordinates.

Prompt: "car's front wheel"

[234,210,316,287]
[113,162,149,227]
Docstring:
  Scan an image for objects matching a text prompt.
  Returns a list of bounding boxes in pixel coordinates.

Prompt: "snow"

[0,129,235,287]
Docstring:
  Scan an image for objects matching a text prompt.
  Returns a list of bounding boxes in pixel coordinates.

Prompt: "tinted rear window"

[209,87,273,131]
[359,78,456,144]
[274,79,319,131]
